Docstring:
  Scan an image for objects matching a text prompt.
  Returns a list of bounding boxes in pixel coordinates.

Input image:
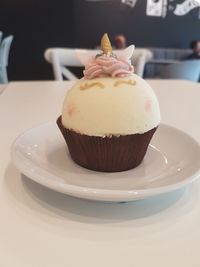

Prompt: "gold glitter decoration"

[114,79,136,87]
[101,33,112,54]
[80,82,104,90]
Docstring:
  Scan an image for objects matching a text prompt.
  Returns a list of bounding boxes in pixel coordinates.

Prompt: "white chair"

[131,49,153,77]
[0,35,14,84]
[44,47,152,81]
[44,48,98,81]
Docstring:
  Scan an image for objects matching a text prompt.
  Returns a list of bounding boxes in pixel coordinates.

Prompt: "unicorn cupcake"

[57,33,160,172]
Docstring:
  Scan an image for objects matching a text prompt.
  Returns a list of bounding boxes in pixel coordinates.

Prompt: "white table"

[1,80,200,267]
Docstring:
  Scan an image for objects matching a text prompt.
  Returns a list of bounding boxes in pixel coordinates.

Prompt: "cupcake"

[57,33,160,172]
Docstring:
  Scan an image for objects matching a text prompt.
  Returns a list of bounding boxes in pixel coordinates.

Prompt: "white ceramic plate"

[12,123,200,202]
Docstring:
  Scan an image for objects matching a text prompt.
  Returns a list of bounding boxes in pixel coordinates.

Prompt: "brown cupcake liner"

[57,116,157,172]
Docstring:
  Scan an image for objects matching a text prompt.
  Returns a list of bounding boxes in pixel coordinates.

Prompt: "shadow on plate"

[22,175,186,221]
[4,163,188,224]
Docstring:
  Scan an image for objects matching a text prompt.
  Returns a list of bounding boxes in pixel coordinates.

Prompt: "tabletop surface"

[1,80,200,267]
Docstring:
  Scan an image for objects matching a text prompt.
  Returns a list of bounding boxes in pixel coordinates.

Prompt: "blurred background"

[1,0,200,81]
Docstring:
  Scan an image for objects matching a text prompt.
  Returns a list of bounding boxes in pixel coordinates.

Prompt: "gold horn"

[101,33,112,54]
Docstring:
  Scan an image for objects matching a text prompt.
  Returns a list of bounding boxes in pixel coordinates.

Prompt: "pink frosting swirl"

[83,55,134,79]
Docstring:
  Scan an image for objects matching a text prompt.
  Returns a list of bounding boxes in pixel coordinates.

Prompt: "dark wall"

[0,0,74,80]
[1,0,200,80]
[74,0,200,49]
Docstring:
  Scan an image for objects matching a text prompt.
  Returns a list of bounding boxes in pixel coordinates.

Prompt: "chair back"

[0,35,14,67]
[44,47,153,80]
[160,60,200,82]
[131,49,152,77]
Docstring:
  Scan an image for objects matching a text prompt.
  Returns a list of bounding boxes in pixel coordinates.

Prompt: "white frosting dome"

[61,74,160,136]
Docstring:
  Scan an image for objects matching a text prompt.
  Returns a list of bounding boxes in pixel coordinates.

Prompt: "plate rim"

[11,122,200,202]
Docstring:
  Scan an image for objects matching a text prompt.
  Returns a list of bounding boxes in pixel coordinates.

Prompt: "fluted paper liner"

[57,116,157,172]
